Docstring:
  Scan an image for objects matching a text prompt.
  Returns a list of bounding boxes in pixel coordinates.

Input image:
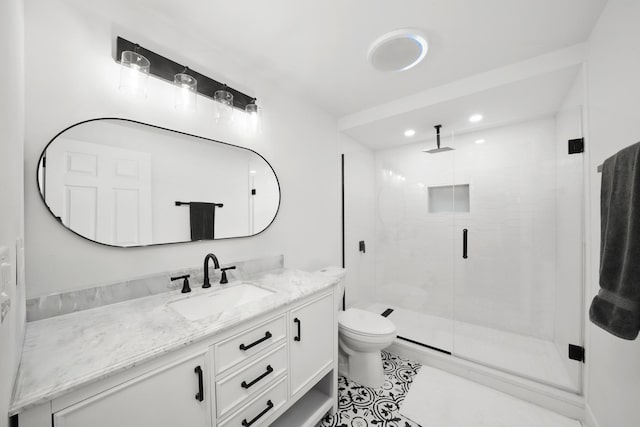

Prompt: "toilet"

[317,267,397,388]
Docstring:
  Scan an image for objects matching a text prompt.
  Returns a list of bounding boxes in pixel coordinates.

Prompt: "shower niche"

[428,184,470,213]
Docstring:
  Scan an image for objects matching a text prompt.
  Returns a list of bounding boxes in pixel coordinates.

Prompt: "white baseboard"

[388,340,586,422]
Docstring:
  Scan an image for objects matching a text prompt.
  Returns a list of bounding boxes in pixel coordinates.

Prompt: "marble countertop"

[10,269,339,415]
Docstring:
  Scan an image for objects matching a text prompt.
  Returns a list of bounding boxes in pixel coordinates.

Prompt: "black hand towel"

[189,202,216,241]
[589,141,640,340]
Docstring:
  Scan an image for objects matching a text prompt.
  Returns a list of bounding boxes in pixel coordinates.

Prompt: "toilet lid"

[338,308,396,335]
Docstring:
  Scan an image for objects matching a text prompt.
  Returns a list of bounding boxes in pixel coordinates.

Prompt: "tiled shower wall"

[373,117,582,341]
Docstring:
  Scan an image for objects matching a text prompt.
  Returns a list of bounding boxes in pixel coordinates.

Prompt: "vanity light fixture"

[245,99,262,135]
[119,47,150,97]
[404,129,416,137]
[469,114,483,123]
[174,69,197,111]
[115,37,258,116]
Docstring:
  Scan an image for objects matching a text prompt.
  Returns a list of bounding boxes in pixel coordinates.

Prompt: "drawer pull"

[239,331,273,351]
[242,400,274,427]
[241,365,274,389]
[294,318,301,341]
[194,366,204,402]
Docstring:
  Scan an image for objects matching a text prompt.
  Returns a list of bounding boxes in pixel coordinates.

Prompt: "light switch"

[0,262,10,294]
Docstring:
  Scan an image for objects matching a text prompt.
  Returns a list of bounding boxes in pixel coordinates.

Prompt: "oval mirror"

[37,118,280,247]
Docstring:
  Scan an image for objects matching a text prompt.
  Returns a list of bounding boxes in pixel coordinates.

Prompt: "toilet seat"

[338,308,396,336]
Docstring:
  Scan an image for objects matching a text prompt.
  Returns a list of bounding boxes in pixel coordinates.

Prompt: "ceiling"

[342,66,582,150]
[66,0,606,117]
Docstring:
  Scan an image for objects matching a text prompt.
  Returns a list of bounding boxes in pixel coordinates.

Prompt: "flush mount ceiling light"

[469,114,483,123]
[475,139,485,144]
[368,29,428,72]
[404,129,416,137]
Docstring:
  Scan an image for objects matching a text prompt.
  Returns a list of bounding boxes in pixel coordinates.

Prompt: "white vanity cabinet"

[290,293,335,397]
[52,353,210,427]
[17,287,337,427]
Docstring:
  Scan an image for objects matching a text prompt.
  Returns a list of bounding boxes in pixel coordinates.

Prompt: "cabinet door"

[289,293,334,396]
[53,353,210,427]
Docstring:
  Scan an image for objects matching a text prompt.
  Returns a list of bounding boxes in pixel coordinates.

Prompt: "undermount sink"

[168,283,274,321]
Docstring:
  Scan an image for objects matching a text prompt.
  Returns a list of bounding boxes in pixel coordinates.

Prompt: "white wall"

[0,0,25,425]
[584,1,640,426]
[24,0,340,297]
[340,135,376,308]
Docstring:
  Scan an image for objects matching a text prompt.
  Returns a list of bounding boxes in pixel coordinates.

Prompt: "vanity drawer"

[216,344,287,418]
[215,314,286,374]
[218,377,287,427]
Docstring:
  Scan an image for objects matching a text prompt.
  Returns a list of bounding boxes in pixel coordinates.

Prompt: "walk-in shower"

[343,104,585,393]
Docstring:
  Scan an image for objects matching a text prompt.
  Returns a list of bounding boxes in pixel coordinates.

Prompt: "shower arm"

[434,124,442,149]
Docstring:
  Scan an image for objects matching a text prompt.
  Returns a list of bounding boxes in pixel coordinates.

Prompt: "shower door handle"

[463,229,468,259]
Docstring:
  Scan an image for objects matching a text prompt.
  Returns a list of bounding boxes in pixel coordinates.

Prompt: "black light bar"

[115,36,254,109]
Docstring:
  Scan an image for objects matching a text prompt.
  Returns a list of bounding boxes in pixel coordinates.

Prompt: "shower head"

[424,146,455,154]
[423,124,455,154]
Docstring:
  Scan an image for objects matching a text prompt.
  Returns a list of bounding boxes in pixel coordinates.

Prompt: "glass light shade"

[245,102,262,135]
[119,51,150,97]
[174,73,197,111]
[213,89,234,122]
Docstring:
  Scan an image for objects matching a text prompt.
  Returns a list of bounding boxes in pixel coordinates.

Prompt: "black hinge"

[251,189,256,195]
[568,344,585,362]
[568,138,584,154]
[42,156,46,167]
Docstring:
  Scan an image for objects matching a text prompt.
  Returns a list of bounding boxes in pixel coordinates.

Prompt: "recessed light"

[475,139,485,144]
[404,129,416,137]
[469,114,483,123]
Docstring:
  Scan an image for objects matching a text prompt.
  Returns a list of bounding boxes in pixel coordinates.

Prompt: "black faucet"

[202,253,220,288]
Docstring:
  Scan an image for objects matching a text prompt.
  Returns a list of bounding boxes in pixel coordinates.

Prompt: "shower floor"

[360,302,578,391]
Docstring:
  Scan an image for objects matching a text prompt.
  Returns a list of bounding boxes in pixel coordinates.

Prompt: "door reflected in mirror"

[38,118,280,247]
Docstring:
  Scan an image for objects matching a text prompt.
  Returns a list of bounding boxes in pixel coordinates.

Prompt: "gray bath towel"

[189,202,216,241]
[589,141,640,340]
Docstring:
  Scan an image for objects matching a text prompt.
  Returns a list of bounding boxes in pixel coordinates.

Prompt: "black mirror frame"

[37,117,281,248]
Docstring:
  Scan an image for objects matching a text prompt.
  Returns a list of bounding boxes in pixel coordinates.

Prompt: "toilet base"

[340,349,385,388]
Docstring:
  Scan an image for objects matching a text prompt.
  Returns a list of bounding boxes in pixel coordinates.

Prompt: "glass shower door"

[372,131,457,353]
[451,111,584,392]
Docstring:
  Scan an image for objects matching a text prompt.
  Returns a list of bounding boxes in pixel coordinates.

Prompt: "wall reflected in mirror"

[38,119,280,247]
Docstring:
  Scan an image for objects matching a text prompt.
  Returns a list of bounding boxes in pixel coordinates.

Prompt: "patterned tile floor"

[318,351,422,427]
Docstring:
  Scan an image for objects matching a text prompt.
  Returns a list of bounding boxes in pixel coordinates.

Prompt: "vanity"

[11,268,340,427]
[14,119,339,426]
